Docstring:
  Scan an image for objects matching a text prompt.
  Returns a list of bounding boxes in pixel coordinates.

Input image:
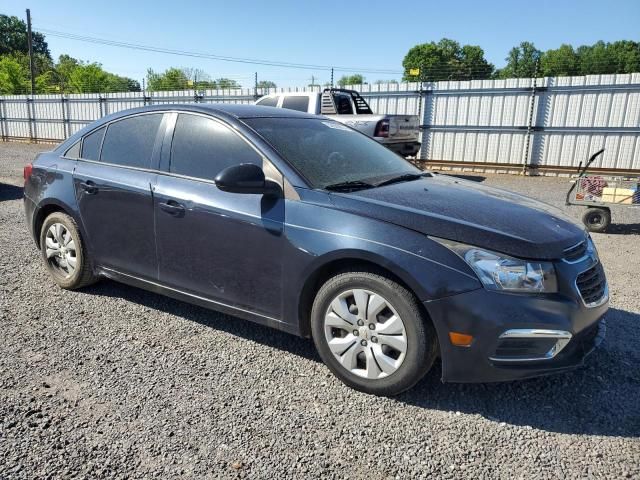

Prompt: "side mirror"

[214,163,281,196]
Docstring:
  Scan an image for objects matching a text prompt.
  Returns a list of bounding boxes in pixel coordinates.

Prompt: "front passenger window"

[170,114,262,180]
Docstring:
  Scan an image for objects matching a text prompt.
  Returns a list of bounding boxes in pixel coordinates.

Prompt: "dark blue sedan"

[23,104,608,395]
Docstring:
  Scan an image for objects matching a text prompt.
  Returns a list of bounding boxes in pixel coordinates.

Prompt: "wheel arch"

[33,199,84,249]
[296,250,430,338]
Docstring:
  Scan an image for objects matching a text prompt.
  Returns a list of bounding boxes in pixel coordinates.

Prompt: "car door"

[154,113,285,319]
[73,112,165,280]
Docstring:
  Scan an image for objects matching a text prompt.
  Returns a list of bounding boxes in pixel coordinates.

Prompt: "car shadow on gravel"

[83,280,640,438]
[82,279,321,363]
[0,182,23,202]
[399,307,640,438]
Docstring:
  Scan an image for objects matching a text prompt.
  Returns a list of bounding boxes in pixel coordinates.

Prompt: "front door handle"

[159,200,186,217]
[79,180,98,195]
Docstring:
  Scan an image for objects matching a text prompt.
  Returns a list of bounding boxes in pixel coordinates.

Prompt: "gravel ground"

[1,141,639,479]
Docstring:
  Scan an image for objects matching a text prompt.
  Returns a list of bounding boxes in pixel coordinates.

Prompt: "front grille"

[563,240,588,263]
[576,262,607,306]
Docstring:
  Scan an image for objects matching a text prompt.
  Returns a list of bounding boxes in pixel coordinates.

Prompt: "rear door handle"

[159,200,186,217]
[79,180,98,195]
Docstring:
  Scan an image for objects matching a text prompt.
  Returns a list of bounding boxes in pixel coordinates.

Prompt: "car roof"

[54,103,321,153]
[98,103,317,120]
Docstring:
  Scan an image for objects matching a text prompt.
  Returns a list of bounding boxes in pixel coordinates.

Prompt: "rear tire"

[40,212,97,289]
[582,207,611,233]
[311,270,437,396]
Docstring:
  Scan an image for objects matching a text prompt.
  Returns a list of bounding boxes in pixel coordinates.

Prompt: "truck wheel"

[582,208,611,233]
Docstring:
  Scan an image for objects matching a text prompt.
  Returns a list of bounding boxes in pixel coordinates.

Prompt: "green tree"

[0,15,50,58]
[67,63,111,93]
[402,39,493,81]
[374,79,398,84]
[257,80,276,89]
[337,74,365,86]
[146,67,190,91]
[459,45,494,79]
[0,55,29,94]
[608,40,640,73]
[181,67,217,89]
[609,40,640,73]
[55,54,80,86]
[497,42,542,78]
[576,40,640,75]
[216,78,240,89]
[577,41,614,75]
[541,44,579,77]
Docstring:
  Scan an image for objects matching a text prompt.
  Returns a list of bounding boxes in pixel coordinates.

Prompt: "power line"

[36,27,404,75]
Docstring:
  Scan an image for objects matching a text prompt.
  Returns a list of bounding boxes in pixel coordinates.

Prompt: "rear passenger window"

[281,96,309,112]
[100,114,163,169]
[170,114,262,180]
[81,127,105,160]
[257,97,278,107]
[65,141,81,158]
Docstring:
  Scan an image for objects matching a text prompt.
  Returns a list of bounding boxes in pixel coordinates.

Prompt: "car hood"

[328,174,586,260]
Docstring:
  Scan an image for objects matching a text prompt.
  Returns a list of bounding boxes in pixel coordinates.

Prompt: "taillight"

[23,163,33,183]
[374,119,390,138]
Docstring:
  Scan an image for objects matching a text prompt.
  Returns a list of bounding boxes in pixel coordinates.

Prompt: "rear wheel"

[311,271,437,396]
[40,212,97,289]
[582,207,611,233]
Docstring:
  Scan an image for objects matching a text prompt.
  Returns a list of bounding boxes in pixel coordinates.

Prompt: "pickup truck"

[255,88,421,157]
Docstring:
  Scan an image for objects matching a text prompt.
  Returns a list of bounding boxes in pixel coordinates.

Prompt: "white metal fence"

[1,73,639,173]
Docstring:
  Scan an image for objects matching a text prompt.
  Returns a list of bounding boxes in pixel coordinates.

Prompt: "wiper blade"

[374,172,427,187]
[324,180,375,192]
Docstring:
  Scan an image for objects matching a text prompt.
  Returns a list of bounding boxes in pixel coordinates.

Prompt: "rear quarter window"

[65,140,81,158]
[81,127,106,161]
[281,96,310,112]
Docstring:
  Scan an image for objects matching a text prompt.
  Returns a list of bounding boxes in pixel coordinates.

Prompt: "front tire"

[40,212,97,289]
[311,271,437,396]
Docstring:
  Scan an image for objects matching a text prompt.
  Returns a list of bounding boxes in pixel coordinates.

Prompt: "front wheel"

[311,271,438,396]
[582,207,611,233]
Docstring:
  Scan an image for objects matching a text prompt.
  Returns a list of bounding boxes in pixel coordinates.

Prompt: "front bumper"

[424,285,608,383]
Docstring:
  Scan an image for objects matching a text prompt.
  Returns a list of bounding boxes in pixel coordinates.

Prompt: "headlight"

[434,239,558,293]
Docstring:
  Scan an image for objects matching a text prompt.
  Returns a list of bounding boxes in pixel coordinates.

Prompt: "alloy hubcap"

[45,223,77,278]
[324,289,407,379]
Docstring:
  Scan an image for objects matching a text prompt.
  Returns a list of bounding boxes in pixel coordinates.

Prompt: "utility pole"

[522,59,540,175]
[26,9,36,95]
[330,68,334,88]
[254,72,258,98]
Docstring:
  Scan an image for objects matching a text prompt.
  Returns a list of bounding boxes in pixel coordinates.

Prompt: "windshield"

[243,117,420,189]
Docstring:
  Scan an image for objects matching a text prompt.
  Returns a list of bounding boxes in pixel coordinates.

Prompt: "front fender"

[283,196,481,335]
